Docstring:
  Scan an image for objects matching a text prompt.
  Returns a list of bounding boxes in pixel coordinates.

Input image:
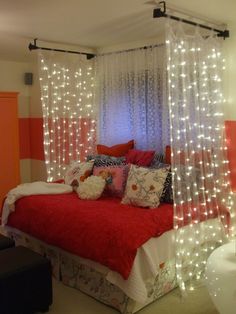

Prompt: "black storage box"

[0,234,15,250]
[0,246,52,314]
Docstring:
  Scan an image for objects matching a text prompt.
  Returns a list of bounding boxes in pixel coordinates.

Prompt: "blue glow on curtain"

[96,46,169,152]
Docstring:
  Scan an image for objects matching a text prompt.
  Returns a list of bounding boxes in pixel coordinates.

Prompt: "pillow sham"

[87,154,125,167]
[125,149,155,167]
[122,164,169,208]
[93,165,129,198]
[97,140,134,157]
[64,160,94,186]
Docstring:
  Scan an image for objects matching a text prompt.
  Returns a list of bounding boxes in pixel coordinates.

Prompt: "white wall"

[0,60,32,117]
[29,61,48,182]
[223,23,236,120]
[30,61,43,118]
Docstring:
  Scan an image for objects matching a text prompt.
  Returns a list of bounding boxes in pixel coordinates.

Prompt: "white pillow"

[77,176,106,200]
[64,160,94,186]
[122,164,169,208]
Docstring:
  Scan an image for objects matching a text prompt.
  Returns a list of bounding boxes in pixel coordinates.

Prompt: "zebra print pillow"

[149,153,164,168]
[160,171,173,204]
[86,154,126,167]
[153,162,173,204]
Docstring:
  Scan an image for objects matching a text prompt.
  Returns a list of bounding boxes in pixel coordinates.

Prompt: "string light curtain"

[166,22,235,292]
[38,51,96,181]
[95,46,170,152]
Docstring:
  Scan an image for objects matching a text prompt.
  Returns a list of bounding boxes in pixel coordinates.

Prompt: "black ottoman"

[0,234,15,250]
[0,246,52,314]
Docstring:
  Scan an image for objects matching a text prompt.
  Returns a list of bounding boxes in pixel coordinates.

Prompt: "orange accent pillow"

[165,145,171,164]
[97,140,134,157]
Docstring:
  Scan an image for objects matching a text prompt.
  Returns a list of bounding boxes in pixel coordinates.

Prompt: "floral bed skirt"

[4,227,177,314]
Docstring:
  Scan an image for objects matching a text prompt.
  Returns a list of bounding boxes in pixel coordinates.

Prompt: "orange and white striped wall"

[0,59,47,183]
[20,63,47,182]
[1,59,236,193]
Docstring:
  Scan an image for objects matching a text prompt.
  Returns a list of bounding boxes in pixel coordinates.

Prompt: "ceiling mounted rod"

[153,1,229,39]
[28,38,96,59]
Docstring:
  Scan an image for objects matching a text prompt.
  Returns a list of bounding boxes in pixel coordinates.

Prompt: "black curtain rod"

[153,1,229,39]
[28,39,96,59]
[98,42,165,57]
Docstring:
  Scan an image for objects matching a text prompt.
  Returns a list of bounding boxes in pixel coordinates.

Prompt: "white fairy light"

[166,22,234,294]
[38,52,96,181]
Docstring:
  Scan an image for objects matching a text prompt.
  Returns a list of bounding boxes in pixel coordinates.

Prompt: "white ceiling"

[0,0,235,62]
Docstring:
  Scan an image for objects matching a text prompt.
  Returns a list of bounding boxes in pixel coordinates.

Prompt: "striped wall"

[18,116,236,191]
[225,121,236,192]
[19,118,44,160]
[18,117,47,183]
[1,60,236,189]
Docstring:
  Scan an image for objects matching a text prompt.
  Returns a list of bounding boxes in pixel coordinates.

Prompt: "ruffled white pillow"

[77,176,106,200]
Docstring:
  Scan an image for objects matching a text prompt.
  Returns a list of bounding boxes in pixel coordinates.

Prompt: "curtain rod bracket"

[153,1,230,39]
[153,1,166,18]
[217,30,230,39]
[28,38,38,51]
[28,38,96,59]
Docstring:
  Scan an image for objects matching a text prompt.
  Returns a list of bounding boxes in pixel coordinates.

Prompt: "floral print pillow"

[64,160,94,186]
[122,164,170,208]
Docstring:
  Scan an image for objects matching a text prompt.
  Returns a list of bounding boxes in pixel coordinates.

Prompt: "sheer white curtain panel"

[38,51,96,181]
[166,22,235,292]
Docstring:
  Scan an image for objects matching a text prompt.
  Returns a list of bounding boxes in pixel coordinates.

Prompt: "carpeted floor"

[45,280,219,314]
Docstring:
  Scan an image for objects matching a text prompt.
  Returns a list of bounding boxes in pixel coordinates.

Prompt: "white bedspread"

[1,182,73,225]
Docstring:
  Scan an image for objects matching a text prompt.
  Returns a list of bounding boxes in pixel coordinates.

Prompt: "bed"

[1,191,224,314]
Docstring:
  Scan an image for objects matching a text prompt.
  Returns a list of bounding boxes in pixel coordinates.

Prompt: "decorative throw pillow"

[149,152,164,168]
[125,149,155,167]
[122,164,169,208]
[77,176,106,200]
[156,163,202,204]
[87,154,126,167]
[154,162,173,204]
[161,172,173,203]
[93,165,129,197]
[64,160,94,186]
[97,140,134,157]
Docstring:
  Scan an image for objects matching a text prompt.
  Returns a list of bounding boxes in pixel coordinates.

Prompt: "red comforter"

[7,193,173,279]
